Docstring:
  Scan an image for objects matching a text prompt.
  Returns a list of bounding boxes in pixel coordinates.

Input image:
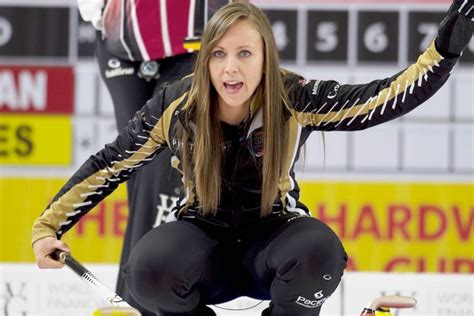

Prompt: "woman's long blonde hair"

[181,2,289,217]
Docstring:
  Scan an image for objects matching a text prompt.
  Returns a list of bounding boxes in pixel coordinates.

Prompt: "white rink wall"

[0,264,472,316]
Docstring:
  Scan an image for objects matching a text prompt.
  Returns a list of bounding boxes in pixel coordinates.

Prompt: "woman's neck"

[217,100,250,126]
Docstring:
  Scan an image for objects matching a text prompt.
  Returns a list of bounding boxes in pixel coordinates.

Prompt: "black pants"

[123,216,347,315]
[95,35,196,315]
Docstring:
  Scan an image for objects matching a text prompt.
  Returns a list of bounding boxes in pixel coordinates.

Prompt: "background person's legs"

[244,217,348,316]
[95,36,195,315]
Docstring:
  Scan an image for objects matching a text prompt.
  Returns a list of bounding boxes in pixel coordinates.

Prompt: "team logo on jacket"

[249,129,264,157]
[171,137,195,152]
[312,80,321,95]
[327,84,340,99]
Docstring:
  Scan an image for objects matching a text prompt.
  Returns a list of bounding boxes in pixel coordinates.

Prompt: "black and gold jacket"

[32,41,458,244]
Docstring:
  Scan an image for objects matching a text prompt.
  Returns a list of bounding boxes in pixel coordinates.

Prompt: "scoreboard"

[261,5,473,64]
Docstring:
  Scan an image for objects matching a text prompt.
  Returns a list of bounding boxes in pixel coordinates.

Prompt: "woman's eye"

[213,50,225,58]
[240,50,251,57]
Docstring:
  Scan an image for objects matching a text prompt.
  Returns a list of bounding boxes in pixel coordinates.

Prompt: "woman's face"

[209,19,264,118]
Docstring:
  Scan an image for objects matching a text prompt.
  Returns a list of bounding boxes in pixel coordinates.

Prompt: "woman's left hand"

[435,0,474,57]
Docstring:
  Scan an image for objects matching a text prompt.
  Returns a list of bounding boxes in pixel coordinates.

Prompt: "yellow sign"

[299,181,474,273]
[0,178,126,262]
[0,115,71,165]
[1,178,473,273]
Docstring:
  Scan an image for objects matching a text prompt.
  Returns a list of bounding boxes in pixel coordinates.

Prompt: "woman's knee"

[265,218,347,314]
[122,229,182,306]
[268,217,347,279]
[122,222,218,311]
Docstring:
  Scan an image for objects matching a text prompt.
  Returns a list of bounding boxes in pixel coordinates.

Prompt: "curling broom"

[52,250,141,316]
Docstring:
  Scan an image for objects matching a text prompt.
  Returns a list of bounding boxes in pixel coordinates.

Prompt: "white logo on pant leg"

[295,290,329,309]
[323,274,332,281]
[108,58,121,68]
[105,67,134,78]
[105,58,134,78]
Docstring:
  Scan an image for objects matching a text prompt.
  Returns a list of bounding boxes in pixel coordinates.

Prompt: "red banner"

[0,66,74,114]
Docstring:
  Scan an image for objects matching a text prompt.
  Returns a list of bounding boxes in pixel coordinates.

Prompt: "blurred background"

[0,0,472,315]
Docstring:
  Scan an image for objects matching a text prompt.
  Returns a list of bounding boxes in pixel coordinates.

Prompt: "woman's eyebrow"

[213,45,255,50]
[237,45,254,49]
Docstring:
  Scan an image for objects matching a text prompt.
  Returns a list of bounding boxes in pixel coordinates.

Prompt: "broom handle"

[52,250,131,307]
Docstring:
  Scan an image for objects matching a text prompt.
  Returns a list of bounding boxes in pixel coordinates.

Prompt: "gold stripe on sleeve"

[32,95,188,244]
[294,41,444,127]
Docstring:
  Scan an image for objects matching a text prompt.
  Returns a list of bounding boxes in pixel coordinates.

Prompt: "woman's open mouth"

[223,81,244,94]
